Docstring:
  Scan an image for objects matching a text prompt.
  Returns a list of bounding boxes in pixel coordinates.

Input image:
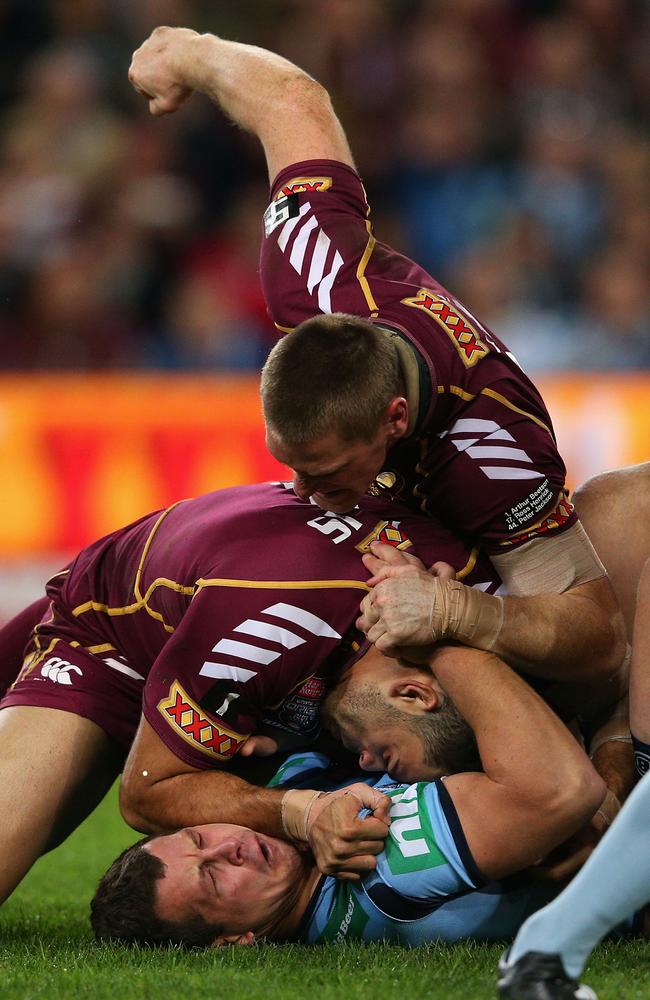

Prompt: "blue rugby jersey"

[270,752,558,945]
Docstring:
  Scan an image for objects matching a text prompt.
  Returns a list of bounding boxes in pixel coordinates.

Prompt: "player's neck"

[266,860,321,942]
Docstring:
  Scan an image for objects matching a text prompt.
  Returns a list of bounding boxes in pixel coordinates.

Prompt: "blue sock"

[508,772,650,978]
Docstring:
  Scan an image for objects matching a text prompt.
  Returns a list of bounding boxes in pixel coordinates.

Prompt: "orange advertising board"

[0,373,648,557]
[0,375,287,556]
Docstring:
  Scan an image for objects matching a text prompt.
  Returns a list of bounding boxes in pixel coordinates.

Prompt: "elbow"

[542,764,606,834]
[119,776,158,834]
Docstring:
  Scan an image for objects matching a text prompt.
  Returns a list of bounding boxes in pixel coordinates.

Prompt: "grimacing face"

[266,426,393,514]
[145,823,304,941]
[322,653,446,784]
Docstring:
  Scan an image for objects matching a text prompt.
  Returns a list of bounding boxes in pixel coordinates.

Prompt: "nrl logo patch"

[158,680,248,760]
[401,289,489,367]
[356,519,413,554]
[275,176,332,198]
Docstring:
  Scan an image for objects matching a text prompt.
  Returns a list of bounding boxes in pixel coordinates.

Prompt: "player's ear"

[385,396,408,440]
[212,930,256,947]
[389,678,439,713]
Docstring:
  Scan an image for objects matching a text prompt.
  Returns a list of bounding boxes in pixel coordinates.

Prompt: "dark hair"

[260,314,405,444]
[90,836,222,949]
[327,682,480,776]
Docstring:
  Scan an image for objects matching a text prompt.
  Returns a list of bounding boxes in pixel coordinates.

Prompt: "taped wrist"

[589,693,631,757]
[632,734,650,780]
[281,788,323,842]
[430,578,504,651]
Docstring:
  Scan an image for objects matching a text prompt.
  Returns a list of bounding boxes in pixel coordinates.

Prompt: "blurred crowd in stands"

[0,0,648,374]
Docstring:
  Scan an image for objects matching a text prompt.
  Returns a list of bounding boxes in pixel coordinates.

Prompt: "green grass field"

[2,784,650,1000]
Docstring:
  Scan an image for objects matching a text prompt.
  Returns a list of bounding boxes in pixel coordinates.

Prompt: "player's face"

[146,823,304,940]
[338,723,440,784]
[323,652,446,783]
[266,426,391,513]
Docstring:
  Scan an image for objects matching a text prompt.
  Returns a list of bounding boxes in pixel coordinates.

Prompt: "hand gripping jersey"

[260,161,576,553]
[271,753,559,945]
[5,483,500,769]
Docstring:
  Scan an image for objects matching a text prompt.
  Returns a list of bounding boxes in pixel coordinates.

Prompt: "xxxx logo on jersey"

[275,176,332,198]
[401,289,489,367]
[158,680,248,760]
[356,520,413,554]
[503,494,575,547]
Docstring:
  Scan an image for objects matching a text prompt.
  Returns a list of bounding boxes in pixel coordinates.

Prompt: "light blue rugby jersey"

[268,752,558,945]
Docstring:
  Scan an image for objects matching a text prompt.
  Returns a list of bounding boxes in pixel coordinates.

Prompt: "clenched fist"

[129,26,201,116]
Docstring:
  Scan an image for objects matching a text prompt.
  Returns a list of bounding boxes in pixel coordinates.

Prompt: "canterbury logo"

[40,657,83,685]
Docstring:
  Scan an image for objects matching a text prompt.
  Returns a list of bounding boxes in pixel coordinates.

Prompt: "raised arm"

[433,646,606,880]
[128,26,354,181]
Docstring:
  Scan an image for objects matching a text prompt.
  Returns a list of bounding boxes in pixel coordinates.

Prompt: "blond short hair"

[261,314,404,445]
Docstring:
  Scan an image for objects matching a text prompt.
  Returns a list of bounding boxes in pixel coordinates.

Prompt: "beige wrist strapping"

[281,788,323,842]
[430,578,504,651]
[590,692,632,757]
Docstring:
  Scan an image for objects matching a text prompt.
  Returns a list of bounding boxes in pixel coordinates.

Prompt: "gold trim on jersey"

[133,503,183,600]
[455,547,479,580]
[72,577,195,634]
[443,385,553,437]
[356,221,379,315]
[72,502,191,633]
[479,387,553,436]
[194,578,370,594]
[274,321,295,334]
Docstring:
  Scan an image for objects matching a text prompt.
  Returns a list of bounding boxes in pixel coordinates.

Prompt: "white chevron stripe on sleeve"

[233,619,304,649]
[317,250,344,313]
[484,428,516,442]
[289,216,319,274]
[277,202,311,251]
[466,445,532,462]
[479,467,544,480]
[449,418,501,434]
[307,229,332,293]
[263,603,341,639]
[212,638,280,664]
[103,657,145,681]
[199,662,258,682]
[451,437,480,452]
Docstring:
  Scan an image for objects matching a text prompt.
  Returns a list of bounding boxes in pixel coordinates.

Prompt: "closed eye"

[204,863,218,894]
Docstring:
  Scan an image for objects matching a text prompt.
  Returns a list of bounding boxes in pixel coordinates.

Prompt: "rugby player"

[127,26,627,694]
[498,465,650,1000]
[91,643,605,948]
[0,479,504,907]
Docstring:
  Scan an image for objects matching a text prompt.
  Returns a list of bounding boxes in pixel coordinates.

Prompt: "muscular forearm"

[432,647,601,809]
[120,767,287,837]
[365,569,627,692]
[495,576,627,682]
[130,28,352,179]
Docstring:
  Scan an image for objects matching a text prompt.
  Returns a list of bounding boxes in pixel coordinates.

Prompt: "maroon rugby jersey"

[260,161,576,552]
[21,483,499,770]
